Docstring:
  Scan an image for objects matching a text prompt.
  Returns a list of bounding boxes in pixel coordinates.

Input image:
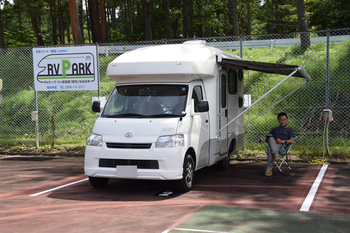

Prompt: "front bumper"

[84,142,185,180]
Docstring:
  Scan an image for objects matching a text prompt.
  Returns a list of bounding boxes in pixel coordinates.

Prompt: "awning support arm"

[217,67,298,134]
[244,81,308,126]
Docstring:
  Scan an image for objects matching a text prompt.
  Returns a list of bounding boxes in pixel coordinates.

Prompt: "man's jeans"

[266,137,283,169]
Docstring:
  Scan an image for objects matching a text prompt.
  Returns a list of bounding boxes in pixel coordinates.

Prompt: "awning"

[219,58,312,82]
[217,56,312,133]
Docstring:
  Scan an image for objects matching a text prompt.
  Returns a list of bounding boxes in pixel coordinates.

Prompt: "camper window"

[238,69,244,81]
[221,74,227,108]
[228,69,237,95]
[192,86,203,112]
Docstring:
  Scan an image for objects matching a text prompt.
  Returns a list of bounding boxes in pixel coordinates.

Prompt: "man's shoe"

[275,154,282,162]
[265,168,273,176]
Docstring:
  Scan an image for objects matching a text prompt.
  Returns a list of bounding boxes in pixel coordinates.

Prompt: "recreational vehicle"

[84,40,311,191]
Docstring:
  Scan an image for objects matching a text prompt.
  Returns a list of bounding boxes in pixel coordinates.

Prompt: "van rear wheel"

[89,177,109,188]
[217,153,230,171]
[176,153,194,192]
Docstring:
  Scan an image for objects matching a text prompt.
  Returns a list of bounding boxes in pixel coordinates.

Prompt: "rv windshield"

[101,85,188,118]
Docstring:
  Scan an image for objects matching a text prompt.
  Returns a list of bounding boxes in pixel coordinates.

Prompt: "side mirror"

[92,101,101,113]
[197,101,209,112]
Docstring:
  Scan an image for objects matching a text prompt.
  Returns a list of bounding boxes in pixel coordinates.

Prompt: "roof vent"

[183,40,206,45]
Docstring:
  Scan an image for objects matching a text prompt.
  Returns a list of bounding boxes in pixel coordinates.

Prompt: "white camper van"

[84,41,245,191]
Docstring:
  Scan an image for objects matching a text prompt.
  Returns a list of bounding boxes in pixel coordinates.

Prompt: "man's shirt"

[268,125,295,141]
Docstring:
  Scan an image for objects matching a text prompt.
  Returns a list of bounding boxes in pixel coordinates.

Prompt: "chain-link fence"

[0,28,349,149]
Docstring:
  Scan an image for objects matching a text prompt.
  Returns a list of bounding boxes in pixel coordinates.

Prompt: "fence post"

[240,35,243,58]
[325,29,331,155]
[34,90,39,148]
[326,29,330,109]
[96,43,100,98]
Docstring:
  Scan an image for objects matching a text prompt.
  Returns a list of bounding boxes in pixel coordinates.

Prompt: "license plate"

[116,165,137,178]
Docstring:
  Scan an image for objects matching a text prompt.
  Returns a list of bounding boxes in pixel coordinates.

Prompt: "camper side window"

[228,70,237,95]
[192,86,203,112]
[221,74,227,108]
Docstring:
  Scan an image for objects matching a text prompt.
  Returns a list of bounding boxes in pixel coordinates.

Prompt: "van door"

[191,82,210,169]
[219,69,228,155]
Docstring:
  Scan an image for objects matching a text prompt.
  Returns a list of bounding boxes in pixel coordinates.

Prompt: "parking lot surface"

[1,156,350,233]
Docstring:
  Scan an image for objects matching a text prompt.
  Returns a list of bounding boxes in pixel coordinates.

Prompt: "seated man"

[265,112,295,176]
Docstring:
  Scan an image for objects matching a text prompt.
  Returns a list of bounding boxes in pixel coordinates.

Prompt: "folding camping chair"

[259,134,297,172]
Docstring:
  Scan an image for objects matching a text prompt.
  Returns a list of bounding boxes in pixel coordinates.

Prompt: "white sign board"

[33,46,98,91]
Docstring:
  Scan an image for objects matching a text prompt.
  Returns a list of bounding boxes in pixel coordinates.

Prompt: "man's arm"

[285,138,294,144]
[275,137,294,144]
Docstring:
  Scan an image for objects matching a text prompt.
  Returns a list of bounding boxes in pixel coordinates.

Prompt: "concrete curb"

[232,157,350,165]
[0,151,84,157]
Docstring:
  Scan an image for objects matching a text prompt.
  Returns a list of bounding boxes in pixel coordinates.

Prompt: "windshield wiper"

[104,113,145,118]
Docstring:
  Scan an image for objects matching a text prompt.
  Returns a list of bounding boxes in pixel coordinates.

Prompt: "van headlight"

[156,135,184,148]
[86,134,103,147]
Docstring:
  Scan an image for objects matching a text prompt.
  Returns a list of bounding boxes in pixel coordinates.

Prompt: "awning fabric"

[219,58,312,82]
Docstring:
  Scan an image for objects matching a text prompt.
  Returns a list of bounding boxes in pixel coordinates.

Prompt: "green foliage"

[2,0,344,46]
[307,0,350,30]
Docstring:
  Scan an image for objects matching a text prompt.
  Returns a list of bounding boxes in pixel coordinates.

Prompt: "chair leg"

[284,157,292,171]
[274,161,283,172]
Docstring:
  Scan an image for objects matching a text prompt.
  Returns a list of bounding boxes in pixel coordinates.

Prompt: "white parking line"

[0,156,20,159]
[29,178,89,197]
[300,164,329,212]
[173,228,230,233]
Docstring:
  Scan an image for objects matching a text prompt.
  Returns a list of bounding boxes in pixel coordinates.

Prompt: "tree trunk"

[89,0,102,43]
[197,0,205,37]
[78,0,84,42]
[182,0,192,38]
[126,0,133,41]
[67,20,70,43]
[143,0,151,40]
[59,0,65,44]
[163,0,171,39]
[149,2,155,40]
[110,1,117,31]
[25,1,45,46]
[99,0,108,42]
[49,3,57,45]
[246,0,251,35]
[0,6,5,49]
[228,0,238,36]
[69,0,83,44]
[296,0,310,48]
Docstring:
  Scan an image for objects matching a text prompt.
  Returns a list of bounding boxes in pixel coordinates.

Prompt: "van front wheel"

[176,153,194,192]
[89,177,109,188]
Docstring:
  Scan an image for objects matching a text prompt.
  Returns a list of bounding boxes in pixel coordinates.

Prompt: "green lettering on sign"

[62,60,71,78]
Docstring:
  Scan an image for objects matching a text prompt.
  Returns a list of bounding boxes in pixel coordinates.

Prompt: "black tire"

[89,177,109,188]
[176,153,194,192]
[217,153,230,171]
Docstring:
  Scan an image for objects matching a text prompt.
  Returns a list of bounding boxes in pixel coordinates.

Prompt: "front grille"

[99,159,159,169]
[106,143,152,149]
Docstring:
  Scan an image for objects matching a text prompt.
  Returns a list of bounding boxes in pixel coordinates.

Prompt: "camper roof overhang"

[106,44,241,83]
[218,57,311,82]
